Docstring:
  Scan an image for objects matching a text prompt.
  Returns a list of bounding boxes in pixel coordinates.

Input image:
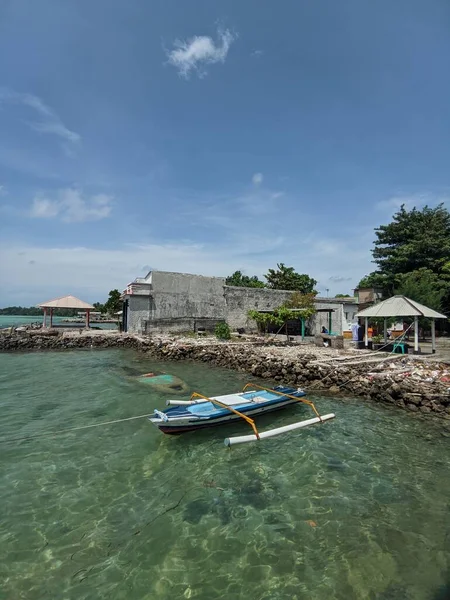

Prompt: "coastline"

[1,329,449,419]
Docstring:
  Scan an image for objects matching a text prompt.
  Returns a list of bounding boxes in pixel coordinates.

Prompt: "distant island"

[0,306,79,317]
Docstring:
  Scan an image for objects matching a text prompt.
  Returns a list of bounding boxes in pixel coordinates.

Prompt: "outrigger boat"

[149,383,335,446]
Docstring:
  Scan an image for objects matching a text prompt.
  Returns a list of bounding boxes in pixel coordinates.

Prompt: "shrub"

[215,322,231,340]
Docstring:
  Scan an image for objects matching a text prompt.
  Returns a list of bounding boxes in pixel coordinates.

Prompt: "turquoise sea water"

[0,314,118,329]
[0,349,449,600]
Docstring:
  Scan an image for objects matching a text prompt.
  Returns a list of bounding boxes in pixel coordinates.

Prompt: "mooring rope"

[307,323,415,392]
[0,412,155,444]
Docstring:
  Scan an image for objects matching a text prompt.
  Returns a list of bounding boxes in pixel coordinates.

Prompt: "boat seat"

[211,393,249,406]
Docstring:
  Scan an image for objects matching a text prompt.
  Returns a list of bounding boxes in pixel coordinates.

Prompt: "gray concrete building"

[122,270,358,335]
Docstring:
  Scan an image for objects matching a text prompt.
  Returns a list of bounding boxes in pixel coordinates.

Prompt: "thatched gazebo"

[37,295,94,328]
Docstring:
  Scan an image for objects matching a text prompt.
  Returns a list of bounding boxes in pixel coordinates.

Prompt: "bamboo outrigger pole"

[190,392,260,439]
[224,414,335,447]
[242,383,322,421]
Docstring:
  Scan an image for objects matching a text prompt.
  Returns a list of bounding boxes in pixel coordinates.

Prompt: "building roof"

[356,295,447,319]
[37,295,94,310]
[316,296,358,304]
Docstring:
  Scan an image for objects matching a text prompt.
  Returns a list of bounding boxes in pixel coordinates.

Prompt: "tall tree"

[264,263,317,293]
[225,270,265,288]
[394,269,446,312]
[282,292,317,317]
[356,272,390,291]
[358,204,450,314]
[103,289,122,315]
[372,204,450,282]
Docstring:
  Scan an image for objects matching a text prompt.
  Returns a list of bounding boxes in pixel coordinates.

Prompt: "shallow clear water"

[0,349,449,600]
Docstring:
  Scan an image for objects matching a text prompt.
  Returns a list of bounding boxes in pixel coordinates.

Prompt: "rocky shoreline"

[1,330,449,419]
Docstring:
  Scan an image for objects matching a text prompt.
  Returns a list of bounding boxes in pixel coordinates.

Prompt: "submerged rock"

[183,499,210,524]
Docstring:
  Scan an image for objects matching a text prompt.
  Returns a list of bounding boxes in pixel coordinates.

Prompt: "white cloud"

[0,88,81,149]
[376,195,424,212]
[329,276,352,282]
[0,227,373,305]
[30,197,61,219]
[29,189,113,223]
[375,193,450,214]
[1,181,375,304]
[271,191,284,200]
[0,185,6,196]
[252,172,263,185]
[29,121,80,145]
[251,50,263,58]
[166,28,236,78]
[2,234,370,306]
[0,242,245,304]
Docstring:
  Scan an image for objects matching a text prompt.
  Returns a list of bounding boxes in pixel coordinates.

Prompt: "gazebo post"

[431,319,436,354]
[37,296,94,330]
[383,317,387,344]
[364,317,369,348]
[328,311,332,335]
[355,296,446,355]
[414,316,419,354]
[301,317,305,341]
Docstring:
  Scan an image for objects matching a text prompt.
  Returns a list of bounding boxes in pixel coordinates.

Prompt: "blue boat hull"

[150,386,307,435]
[158,400,299,434]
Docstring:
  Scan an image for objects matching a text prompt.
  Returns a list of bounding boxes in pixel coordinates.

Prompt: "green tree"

[372,203,450,283]
[248,292,317,336]
[282,291,317,319]
[357,272,391,291]
[359,204,450,312]
[103,289,122,315]
[93,301,105,313]
[394,269,447,312]
[0,306,42,316]
[247,310,283,335]
[225,271,265,288]
[335,294,352,298]
[264,263,317,293]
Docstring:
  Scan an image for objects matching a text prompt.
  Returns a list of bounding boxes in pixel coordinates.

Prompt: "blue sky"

[1,0,449,305]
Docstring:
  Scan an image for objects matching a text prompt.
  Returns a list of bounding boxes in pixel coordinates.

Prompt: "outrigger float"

[149,383,335,447]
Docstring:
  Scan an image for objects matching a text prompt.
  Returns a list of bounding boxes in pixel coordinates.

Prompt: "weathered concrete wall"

[315,302,345,335]
[146,272,226,332]
[342,303,358,329]
[224,287,348,335]
[124,271,357,335]
[143,317,223,334]
[127,294,155,335]
[224,286,293,331]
